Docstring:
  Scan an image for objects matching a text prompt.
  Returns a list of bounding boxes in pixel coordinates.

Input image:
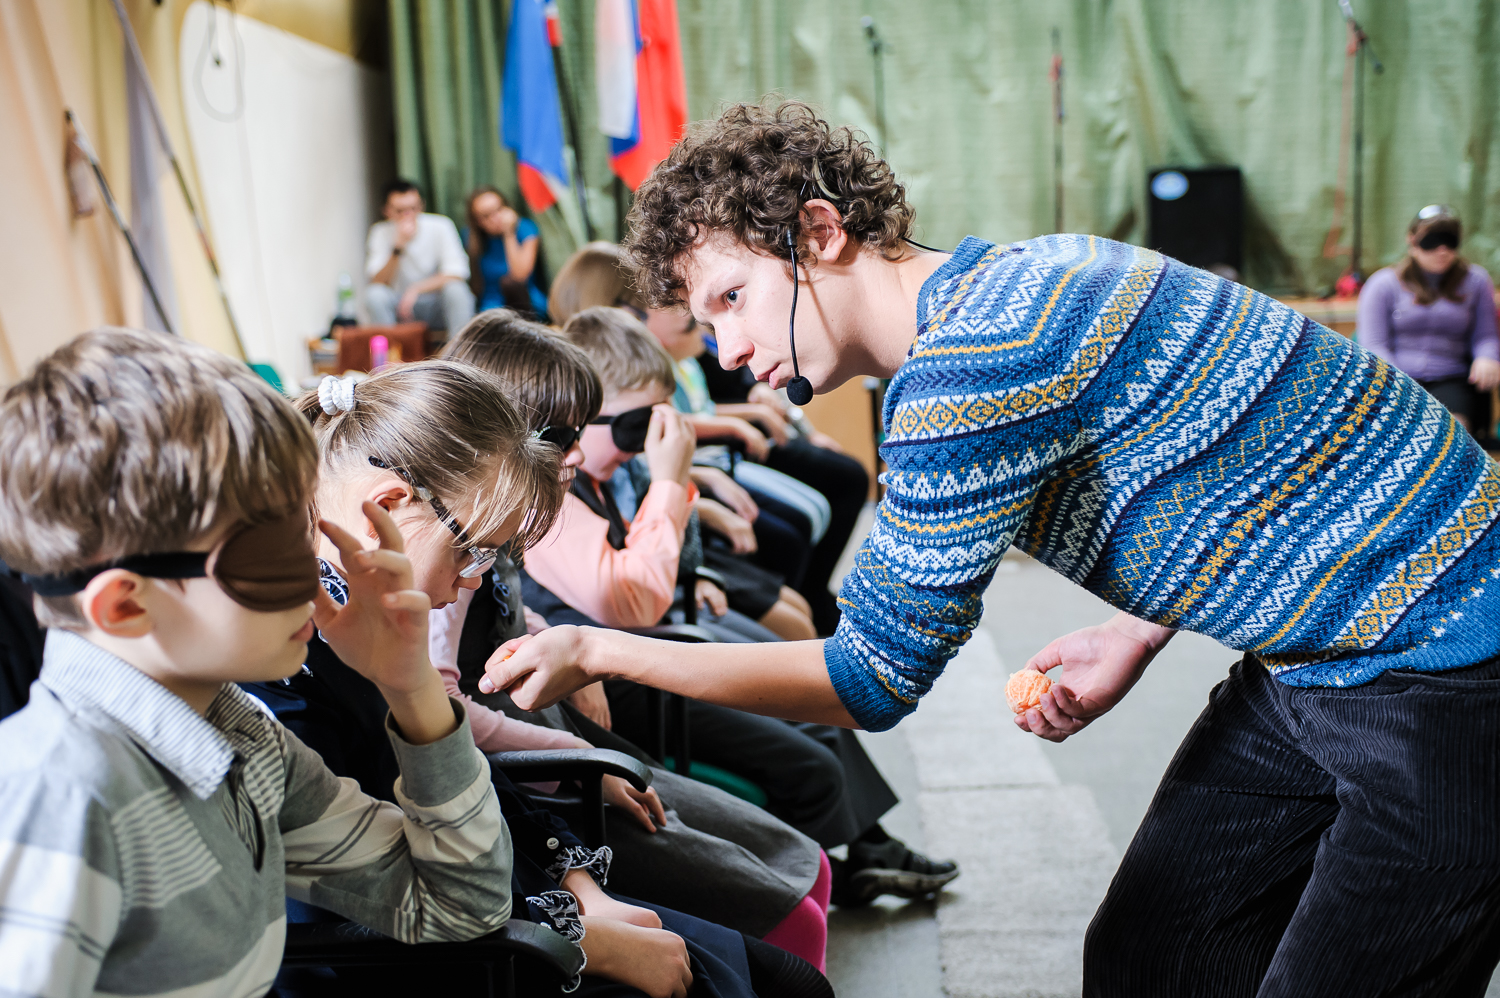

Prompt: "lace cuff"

[525,891,587,993]
[545,844,613,887]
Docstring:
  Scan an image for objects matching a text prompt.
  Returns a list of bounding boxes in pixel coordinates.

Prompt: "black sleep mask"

[22,512,321,613]
[589,405,655,453]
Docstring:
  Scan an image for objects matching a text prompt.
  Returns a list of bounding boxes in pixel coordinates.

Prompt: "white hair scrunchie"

[318,375,358,415]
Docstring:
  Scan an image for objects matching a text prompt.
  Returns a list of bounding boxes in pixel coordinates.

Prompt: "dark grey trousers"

[1086,655,1500,997]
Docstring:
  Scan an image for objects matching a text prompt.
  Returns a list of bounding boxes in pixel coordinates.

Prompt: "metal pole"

[1351,41,1365,280]
[67,110,176,337]
[108,0,248,356]
[1338,0,1383,283]
[550,46,597,241]
[1051,27,1064,233]
[862,17,887,155]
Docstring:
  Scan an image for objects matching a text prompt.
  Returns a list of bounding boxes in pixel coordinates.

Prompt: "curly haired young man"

[483,100,1500,997]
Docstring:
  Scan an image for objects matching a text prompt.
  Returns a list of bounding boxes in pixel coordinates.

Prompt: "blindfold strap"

[21,552,208,597]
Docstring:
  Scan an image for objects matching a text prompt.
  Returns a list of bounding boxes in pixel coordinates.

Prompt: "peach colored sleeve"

[523,481,696,629]
[429,589,589,754]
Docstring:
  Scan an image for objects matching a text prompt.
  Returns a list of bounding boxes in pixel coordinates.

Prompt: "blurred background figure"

[464,185,549,320]
[1358,205,1499,437]
[363,179,475,340]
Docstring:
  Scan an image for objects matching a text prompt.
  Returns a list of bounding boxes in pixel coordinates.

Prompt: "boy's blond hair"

[442,309,604,431]
[294,360,565,552]
[560,307,677,399]
[0,328,318,628]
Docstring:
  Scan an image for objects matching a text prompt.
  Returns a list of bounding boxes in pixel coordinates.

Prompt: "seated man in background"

[363,178,475,340]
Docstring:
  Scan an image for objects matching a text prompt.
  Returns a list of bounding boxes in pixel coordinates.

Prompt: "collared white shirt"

[365,212,470,295]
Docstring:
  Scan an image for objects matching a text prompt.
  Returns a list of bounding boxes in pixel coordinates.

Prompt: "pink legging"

[761,850,832,971]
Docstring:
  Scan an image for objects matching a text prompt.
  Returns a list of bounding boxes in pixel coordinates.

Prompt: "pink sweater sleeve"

[428,589,588,753]
[522,480,696,628]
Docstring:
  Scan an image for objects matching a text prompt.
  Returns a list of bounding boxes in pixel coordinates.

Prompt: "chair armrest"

[692,566,728,589]
[625,623,718,644]
[282,918,584,980]
[488,748,652,793]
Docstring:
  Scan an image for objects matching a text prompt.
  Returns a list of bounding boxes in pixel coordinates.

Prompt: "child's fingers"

[381,589,433,615]
[641,787,667,828]
[311,586,340,628]
[349,548,412,579]
[361,500,407,554]
[318,518,370,565]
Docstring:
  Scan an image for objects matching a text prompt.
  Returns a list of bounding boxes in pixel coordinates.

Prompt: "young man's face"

[384,189,423,223]
[684,234,834,392]
[579,385,674,484]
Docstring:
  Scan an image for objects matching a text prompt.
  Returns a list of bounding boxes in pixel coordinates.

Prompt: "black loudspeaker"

[1147,167,1243,274]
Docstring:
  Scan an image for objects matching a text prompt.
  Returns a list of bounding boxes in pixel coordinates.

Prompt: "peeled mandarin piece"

[1006,668,1053,714]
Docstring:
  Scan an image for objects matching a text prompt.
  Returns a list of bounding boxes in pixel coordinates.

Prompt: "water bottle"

[369,334,389,371]
[335,272,356,324]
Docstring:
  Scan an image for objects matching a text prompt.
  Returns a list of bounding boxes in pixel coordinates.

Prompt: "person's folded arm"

[278,708,513,942]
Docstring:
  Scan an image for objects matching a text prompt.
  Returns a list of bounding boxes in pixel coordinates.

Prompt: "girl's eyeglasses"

[367,457,498,578]
[532,424,585,451]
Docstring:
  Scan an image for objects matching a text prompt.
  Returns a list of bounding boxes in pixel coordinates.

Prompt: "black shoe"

[830,839,960,907]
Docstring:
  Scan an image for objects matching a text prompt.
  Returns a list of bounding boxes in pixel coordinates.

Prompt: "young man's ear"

[800,199,850,265]
[81,570,153,638]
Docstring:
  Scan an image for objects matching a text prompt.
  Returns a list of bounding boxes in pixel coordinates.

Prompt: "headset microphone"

[785,228,814,405]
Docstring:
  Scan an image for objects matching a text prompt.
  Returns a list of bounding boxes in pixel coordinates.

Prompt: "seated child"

[531,306,813,640]
[0,329,512,996]
[548,243,831,596]
[439,310,832,964]
[244,360,831,995]
[495,308,960,905]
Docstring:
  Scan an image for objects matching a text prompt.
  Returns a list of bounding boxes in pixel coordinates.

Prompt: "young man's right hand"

[392,213,418,250]
[644,404,696,486]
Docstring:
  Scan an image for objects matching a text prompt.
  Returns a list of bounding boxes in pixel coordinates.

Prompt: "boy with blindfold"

[0,329,513,996]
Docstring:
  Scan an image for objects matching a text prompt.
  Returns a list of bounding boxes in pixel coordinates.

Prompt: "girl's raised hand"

[314,500,434,697]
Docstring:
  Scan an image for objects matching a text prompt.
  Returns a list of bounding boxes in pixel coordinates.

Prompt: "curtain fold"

[390,0,1498,295]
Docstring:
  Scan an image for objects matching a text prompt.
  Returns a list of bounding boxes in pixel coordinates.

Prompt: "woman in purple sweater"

[1358,204,1499,433]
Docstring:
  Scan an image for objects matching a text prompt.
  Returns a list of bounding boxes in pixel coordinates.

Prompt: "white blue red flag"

[503,0,569,212]
[594,0,687,190]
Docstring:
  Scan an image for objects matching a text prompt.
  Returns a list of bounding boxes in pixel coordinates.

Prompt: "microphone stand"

[1339,0,1383,284]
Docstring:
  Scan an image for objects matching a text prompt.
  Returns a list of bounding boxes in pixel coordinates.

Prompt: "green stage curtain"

[391,0,1498,295]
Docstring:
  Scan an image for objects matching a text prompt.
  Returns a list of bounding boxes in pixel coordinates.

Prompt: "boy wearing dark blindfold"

[0,329,514,997]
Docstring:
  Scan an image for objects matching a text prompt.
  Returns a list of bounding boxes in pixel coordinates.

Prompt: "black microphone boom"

[785,228,814,405]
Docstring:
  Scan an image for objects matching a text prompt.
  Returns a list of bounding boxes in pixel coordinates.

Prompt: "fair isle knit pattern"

[827,234,1500,732]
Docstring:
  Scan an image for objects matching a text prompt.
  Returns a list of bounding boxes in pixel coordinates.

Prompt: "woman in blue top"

[483,101,1500,996]
[464,185,550,319]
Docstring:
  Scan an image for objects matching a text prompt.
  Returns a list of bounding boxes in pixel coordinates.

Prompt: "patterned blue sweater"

[827,234,1500,732]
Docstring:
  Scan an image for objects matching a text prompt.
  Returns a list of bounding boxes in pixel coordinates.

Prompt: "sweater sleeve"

[428,591,588,754]
[522,483,695,628]
[825,383,1084,731]
[1469,266,1499,363]
[1357,269,1398,363]
[279,706,513,942]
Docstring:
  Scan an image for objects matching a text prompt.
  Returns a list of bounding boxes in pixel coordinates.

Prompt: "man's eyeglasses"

[367,457,498,578]
[532,424,585,452]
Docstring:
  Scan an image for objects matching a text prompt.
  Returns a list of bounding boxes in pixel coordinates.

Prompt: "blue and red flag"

[594,0,687,191]
[502,0,569,213]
